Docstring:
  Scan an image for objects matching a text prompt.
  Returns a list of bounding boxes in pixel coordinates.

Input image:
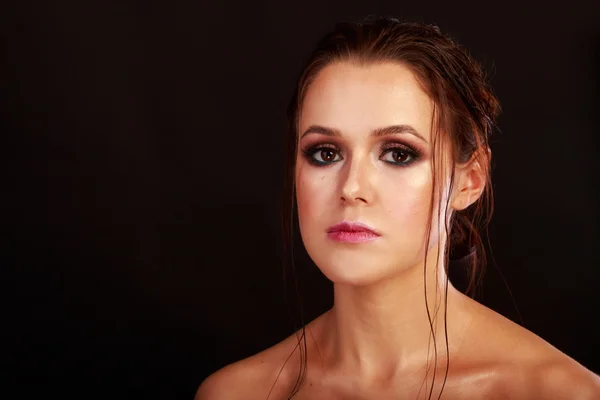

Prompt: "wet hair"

[276,15,500,400]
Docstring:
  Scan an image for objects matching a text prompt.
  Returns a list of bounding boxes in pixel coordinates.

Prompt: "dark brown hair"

[277,15,500,400]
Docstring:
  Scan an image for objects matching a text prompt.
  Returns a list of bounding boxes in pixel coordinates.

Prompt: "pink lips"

[326,221,381,244]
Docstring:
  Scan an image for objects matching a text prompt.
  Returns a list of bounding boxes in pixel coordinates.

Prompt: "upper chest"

[275,364,529,400]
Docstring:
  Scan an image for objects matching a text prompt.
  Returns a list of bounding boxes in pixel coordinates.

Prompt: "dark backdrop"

[2,1,599,399]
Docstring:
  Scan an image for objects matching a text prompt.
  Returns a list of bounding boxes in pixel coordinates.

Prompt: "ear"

[450,149,489,211]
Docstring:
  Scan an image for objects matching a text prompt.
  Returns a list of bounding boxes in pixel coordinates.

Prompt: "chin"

[312,251,402,287]
[300,230,427,287]
[322,269,385,287]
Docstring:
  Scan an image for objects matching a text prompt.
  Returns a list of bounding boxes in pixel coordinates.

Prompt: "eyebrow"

[300,124,428,144]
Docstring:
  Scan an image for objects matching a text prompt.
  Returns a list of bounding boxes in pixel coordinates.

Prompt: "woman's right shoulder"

[194,332,305,400]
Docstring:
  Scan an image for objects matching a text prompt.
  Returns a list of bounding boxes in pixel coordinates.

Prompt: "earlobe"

[451,189,471,211]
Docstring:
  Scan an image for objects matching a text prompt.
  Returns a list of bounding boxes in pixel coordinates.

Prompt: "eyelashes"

[300,141,423,167]
[301,144,342,165]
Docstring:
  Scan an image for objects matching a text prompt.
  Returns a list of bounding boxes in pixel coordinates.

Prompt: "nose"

[340,154,373,205]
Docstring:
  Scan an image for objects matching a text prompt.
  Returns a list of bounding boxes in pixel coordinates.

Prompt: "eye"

[380,143,421,167]
[301,145,342,166]
[382,148,412,163]
[316,148,340,163]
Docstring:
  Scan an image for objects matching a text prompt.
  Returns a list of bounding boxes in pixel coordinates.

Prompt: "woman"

[197,16,600,399]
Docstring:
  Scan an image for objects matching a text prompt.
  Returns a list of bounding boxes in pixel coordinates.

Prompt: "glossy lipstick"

[326,221,381,244]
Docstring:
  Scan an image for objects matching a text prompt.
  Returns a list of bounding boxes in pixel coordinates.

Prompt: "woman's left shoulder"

[493,354,600,400]
[528,357,600,399]
[482,358,600,400]
[462,298,600,398]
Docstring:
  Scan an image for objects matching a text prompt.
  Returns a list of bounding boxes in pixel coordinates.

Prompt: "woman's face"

[295,61,450,286]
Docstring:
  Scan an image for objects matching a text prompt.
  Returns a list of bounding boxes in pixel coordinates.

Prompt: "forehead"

[299,61,434,141]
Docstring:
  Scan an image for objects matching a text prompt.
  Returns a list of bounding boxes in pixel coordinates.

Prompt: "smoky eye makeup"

[379,141,424,165]
[300,143,340,166]
[300,140,424,167]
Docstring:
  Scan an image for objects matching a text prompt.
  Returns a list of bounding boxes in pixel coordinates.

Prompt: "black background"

[2,1,599,399]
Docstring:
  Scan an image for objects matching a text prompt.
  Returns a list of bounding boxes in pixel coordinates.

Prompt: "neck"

[319,241,473,381]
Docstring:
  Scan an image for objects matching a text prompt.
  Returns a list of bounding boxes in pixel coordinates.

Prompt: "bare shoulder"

[462,296,600,399]
[492,355,600,399]
[194,330,310,400]
[194,355,265,400]
[195,361,246,400]
[524,356,600,399]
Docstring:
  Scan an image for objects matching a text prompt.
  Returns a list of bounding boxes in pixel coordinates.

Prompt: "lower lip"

[327,231,380,243]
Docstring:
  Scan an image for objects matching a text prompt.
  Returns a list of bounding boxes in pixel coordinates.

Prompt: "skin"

[196,62,600,399]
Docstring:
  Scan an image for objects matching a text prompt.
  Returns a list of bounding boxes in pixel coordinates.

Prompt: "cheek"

[382,168,436,237]
[295,166,330,224]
